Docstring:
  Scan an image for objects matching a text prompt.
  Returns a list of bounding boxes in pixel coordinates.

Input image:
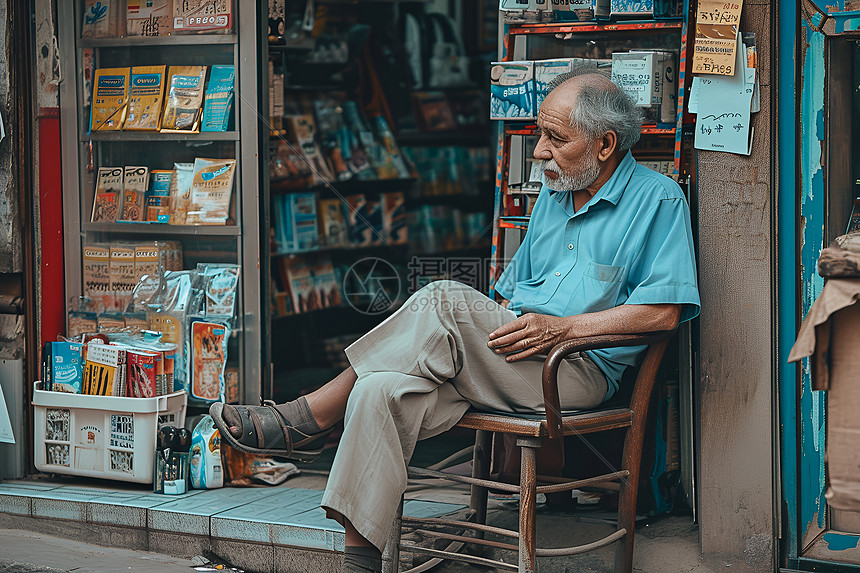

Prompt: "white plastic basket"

[33,382,187,484]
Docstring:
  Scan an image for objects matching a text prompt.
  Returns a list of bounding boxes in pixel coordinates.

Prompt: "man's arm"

[487,304,680,362]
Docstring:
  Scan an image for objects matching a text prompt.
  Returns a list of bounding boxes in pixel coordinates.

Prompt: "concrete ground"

[0,492,768,573]
[0,528,193,572]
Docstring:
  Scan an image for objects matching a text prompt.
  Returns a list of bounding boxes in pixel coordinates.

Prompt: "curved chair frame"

[384,329,675,573]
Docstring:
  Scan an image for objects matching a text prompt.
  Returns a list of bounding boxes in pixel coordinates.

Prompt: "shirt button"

[555,272,561,277]
[567,244,574,250]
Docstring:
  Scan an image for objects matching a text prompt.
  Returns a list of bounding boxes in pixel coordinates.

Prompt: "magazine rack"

[56,1,262,404]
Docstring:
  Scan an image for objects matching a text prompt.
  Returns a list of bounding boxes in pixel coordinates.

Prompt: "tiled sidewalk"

[0,479,465,573]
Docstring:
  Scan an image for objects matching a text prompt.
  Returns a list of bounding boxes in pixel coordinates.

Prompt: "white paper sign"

[0,383,15,444]
[694,34,754,155]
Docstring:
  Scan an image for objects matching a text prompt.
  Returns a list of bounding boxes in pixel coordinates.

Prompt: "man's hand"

[487,313,573,362]
[486,304,682,363]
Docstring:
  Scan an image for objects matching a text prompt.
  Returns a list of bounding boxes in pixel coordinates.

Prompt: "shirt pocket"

[582,262,625,311]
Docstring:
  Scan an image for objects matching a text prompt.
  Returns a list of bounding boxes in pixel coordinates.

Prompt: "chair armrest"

[541,330,676,439]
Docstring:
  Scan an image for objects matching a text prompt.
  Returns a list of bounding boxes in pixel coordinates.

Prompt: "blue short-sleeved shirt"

[494,151,700,399]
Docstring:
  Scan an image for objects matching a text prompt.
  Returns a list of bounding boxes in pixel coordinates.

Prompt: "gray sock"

[343,546,382,573]
[274,397,322,435]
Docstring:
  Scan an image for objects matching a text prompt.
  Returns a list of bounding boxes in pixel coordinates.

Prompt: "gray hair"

[547,70,643,152]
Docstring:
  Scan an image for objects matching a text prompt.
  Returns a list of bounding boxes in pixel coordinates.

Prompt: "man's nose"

[533,137,552,160]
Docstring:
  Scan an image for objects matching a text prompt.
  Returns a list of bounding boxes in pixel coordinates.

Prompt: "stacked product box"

[610,50,677,124]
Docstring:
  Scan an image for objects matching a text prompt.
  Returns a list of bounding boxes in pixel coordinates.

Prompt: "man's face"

[533,91,601,193]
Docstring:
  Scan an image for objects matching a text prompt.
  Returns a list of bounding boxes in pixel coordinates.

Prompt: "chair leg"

[382,497,403,573]
[517,436,541,573]
[470,430,492,536]
[615,430,645,573]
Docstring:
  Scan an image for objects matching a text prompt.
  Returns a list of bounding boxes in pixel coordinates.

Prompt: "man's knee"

[408,280,486,316]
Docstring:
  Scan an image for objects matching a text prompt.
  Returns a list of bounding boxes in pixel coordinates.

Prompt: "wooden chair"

[384,329,675,573]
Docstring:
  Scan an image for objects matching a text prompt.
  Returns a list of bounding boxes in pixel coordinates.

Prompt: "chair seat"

[456,407,633,438]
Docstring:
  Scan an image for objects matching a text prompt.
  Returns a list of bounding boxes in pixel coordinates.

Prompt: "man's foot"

[210,399,331,462]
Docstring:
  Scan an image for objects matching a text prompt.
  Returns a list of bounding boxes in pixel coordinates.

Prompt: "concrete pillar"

[695,1,775,570]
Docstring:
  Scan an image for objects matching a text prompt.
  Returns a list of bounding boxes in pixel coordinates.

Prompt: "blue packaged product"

[201,65,235,132]
[274,193,318,252]
[610,0,653,17]
[490,62,535,120]
[190,415,224,489]
[51,342,84,393]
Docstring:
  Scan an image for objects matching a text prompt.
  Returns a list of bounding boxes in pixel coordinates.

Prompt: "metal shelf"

[78,34,238,48]
[81,222,242,236]
[499,216,530,230]
[270,178,417,195]
[504,124,675,136]
[396,131,492,148]
[508,21,683,36]
[81,131,240,142]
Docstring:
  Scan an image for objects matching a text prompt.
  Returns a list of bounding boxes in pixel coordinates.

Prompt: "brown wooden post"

[470,430,492,538]
[518,436,540,572]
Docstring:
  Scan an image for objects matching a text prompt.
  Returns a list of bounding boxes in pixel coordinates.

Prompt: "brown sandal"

[210,401,331,462]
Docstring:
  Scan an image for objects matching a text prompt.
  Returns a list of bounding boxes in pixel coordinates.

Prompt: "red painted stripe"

[37,109,66,347]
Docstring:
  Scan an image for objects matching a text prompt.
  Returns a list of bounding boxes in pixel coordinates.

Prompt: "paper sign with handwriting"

[693,0,744,76]
[694,34,753,155]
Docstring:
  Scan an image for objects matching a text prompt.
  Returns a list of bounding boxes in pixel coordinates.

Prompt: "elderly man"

[211,73,699,573]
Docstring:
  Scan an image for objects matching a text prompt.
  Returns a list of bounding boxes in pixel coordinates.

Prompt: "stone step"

[0,480,465,573]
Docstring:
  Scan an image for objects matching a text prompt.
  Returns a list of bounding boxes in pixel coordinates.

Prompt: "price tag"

[693,1,744,76]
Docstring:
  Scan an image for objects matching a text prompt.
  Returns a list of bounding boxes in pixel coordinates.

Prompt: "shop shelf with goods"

[262,0,497,401]
[488,7,698,515]
[56,1,262,413]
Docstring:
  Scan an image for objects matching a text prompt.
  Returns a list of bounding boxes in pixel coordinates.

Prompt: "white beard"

[540,153,600,193]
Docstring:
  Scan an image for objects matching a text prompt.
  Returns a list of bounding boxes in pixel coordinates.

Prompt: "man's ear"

[598,131,618,161]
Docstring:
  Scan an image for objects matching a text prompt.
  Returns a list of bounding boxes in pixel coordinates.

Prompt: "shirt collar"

[548,151,637,213]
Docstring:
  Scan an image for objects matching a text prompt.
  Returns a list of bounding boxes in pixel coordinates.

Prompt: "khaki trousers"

[320,281,607,551]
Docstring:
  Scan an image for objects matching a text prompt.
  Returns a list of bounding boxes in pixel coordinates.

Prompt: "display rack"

[487,9,697,514]
[260,1,495,401]
[57,1,262,404]
[489,15,693,295]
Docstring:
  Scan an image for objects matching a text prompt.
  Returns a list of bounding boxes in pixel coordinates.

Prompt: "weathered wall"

[0,0,21,274]
[0,0,25,361]
[696,0,774,569]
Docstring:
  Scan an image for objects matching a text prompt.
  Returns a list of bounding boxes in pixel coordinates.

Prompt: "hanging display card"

[692,0,743,76]
[0,383,14,444]
[693,34,754,155]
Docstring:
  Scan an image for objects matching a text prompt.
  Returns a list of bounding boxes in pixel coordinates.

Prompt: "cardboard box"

[789,278,860,511]
[490,62,536,120]
[82,0,122,38]
[109,245,136,312]
[611,52,657,107]
[534,58,602,111]
[173,0,233,33]
[83,245,113,311]
[134,243,160,284]
[126,0,172,36]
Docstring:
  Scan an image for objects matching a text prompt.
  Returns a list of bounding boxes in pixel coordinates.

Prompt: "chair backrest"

[542,330,675,439]
[627,337,671,419]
